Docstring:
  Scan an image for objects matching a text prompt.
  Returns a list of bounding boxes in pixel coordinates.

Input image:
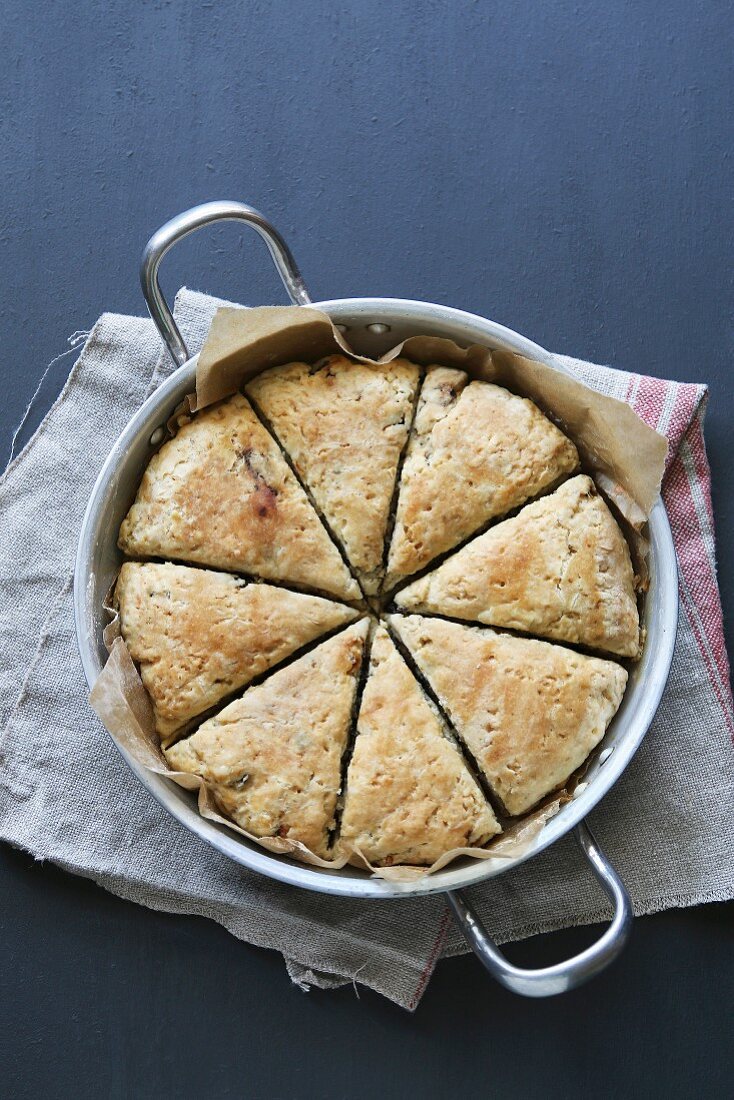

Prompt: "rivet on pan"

[149,427,165,446]
[335,324,349,334]
[599,747,614,765]
[367,322,391,334]
[572,782,589,799]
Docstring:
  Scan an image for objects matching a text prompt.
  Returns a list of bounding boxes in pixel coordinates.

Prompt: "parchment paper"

[89,305,667,879]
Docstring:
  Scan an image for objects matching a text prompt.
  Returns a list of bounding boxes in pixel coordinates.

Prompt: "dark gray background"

[1,2,733,1097]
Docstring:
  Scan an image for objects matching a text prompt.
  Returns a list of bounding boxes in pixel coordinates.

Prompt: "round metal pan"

[74,202,678,996]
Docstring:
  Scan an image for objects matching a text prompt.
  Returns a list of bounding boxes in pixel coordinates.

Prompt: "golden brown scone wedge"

[339,626,500,866]
[246,356,420,596]
[165,618,371,859]
[390,615,627,816]
[118,393,360,602]
[384,369,579,591]
[116,561,359,742]
[395,475,640,658]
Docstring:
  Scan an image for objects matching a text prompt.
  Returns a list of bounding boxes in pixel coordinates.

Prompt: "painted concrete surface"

[1,3,732,1096]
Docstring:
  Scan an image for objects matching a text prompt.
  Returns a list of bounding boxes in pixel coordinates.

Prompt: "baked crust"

[339,626,500,866]
[116,561,358,742]
[385,368,579,590]
[246,356,420,595]
[118,393,360,602]
[164,619,370,858]
[396,475,640,657]
[390,614,627,816]
[115,355,640,866]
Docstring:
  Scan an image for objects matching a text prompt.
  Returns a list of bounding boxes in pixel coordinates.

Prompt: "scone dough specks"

[118,393,360,602]
[396,474,640,657]
[385,368,579,591]
[115,348,638,869]
[247,356,420,595]
[165,619,371,859]
[390,614,627,816]
[339,626,500,867]
[116,561,358,742]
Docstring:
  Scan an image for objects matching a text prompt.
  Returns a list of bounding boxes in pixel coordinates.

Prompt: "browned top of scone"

[165,619,371,859]
[339,626,500,867]
[116,560,358,742]
[114,351,636,871]
[390,614,627,816]
[118,392,360,602]
[246,356,420,595]
[396,474,640,657]
[385,367,579,590]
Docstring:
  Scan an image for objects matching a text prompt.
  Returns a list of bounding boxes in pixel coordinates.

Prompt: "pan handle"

[446,822,632,997]
[140,200,312,367]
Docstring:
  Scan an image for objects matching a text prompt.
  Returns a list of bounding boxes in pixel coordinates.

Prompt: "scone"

[116,561,358,742]
[118,393,360,602]
[384,368,579,591]
[395,475,640,657]
[390,614,627,816]
[339,626,500,866]
[246,356,420,596]
[114,345,637,869]
[165,619,371,858]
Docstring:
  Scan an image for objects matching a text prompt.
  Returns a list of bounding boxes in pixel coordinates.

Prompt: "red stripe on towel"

[663,443,734,735]
[663,384,705,469]
[631,374,667,429]
[409,907,452,1010]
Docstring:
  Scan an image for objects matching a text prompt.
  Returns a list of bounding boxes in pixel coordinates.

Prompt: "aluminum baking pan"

[74,201,678,996]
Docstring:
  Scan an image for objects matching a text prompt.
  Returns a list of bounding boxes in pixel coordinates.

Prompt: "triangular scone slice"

[384,369,579,590]
[165,618,370,859]
[246,356,420,595]
[116,561,359,742]
[339,626,500,867]
[390,615,627,816]
[118,393,360,602]
[396,475,640,658]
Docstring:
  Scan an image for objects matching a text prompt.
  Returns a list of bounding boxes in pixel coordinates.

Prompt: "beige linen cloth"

[2,289,733,1011]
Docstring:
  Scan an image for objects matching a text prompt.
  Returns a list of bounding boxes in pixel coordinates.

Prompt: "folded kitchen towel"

[1,288,733,1011]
